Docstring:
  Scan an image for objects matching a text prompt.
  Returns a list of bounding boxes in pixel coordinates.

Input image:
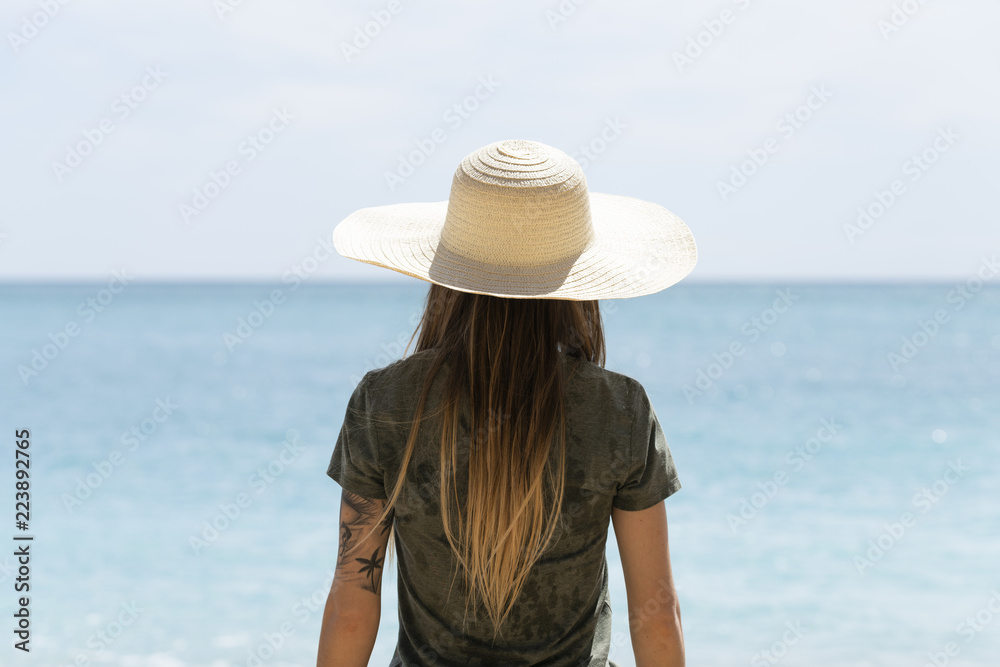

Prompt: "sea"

[0,281,997,667]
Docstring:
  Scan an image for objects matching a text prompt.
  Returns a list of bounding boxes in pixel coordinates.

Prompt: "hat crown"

[440,140,594,267]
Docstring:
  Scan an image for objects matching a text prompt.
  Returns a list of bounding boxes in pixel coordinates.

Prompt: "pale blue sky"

[1,0,998,281]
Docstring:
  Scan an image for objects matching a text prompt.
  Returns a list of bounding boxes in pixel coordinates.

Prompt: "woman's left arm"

[317,489,394,667]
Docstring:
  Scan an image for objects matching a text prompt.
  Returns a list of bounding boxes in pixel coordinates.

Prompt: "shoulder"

[562,353,645,415]
[356,349,444,408]
[363,348,440,383]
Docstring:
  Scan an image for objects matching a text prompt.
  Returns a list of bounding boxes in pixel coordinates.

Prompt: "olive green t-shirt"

[327,348,681,666]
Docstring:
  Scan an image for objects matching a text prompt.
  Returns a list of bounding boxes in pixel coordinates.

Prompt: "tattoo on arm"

[337,490,393,594]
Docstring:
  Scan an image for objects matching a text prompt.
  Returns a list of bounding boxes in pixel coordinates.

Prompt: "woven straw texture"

[333,139,698,300]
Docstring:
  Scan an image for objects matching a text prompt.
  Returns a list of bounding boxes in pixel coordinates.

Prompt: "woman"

[317,139,697,666]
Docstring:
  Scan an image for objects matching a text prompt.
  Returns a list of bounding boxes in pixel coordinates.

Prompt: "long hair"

[349,282,605,640]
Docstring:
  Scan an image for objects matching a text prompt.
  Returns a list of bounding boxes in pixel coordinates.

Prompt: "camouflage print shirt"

[328,347,681,666]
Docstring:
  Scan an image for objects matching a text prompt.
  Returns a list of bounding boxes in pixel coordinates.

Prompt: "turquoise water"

[1,282,998,666]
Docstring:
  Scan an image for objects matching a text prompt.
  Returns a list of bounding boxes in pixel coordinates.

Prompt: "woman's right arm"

[611,501,685,667]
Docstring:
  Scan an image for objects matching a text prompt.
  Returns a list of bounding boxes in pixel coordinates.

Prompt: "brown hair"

[350,283,605,640]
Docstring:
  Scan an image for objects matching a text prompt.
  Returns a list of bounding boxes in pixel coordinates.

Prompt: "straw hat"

[332,139,697,300]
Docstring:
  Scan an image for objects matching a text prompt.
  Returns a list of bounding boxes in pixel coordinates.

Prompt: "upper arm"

[332,489,393,614]
[611,379,682,628]
[612,381,681,512]
[611,500,680,630]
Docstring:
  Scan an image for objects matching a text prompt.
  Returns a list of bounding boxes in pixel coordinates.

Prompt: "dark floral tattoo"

[336,490,393,594]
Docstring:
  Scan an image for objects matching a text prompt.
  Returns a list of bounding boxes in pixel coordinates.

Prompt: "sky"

[1,0,998,282]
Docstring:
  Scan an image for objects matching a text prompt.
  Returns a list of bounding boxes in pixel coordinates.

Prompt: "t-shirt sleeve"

[326,373,388,500]
[612,380,682,511]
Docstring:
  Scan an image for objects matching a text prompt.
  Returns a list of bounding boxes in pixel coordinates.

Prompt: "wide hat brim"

[333,191,697,301]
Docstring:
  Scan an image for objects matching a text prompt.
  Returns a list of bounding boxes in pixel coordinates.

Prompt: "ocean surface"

[0,281,997,667]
